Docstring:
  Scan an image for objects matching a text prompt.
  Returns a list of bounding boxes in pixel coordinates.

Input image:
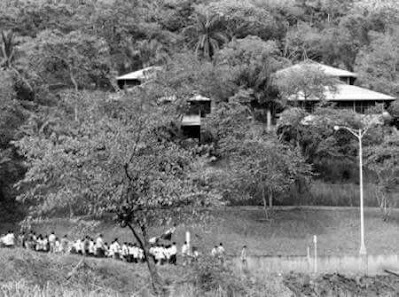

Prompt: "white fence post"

[313,235,318,274]
[186,231,191,255]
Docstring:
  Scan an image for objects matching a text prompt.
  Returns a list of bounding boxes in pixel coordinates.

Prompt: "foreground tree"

[14,88,222,293]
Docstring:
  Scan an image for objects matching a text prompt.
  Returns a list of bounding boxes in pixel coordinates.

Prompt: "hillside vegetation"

[1,0,399,216]
[2,0,399,293]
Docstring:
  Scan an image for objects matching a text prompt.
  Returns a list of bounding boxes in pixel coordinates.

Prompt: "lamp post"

[333,125,367,256]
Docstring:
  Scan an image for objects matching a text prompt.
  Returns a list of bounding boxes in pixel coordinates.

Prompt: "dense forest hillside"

[1,0,399,221]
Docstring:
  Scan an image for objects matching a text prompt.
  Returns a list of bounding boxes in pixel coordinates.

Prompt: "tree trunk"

[128,223,163,295]
[266,108,272,132]
[141,226,163,295]
[262,186,268,220]
[269,190,273,210]
[69,69,79,122]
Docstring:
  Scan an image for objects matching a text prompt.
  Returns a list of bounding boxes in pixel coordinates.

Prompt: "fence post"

[313,235,318,274]
[186,231,191,255]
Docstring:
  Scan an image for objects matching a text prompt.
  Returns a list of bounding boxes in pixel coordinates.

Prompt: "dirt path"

[284,273,399,296]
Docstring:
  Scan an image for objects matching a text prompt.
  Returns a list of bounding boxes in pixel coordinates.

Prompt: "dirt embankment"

[284,273,399,297]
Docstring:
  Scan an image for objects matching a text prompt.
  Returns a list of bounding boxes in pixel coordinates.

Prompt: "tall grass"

[0,281,121,297]
[285,181,379,207]
[0,281,268,297]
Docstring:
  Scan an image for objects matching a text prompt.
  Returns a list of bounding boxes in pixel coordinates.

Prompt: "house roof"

[289,84,396,102]
[116,66,162,81]
[188,94,211,101]
[277,62,358,78]
[181,115,201,126]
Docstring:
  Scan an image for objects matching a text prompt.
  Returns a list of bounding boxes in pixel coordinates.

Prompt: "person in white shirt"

[155,245,166,265]
[88,238,95,256]
[35,235,43,251]
[60,235,70,254]
[169,242,177,265]
[42,236,49,252]
[74,239,83,254]
[109,238,121,260]
[48,231,56,253]
[95,234,105,258]
[103,243,109,257]
[138,247,144,262]
[181,241,189,265]
[217,243,225,263]
[211,245,218,257]
[164,245,171,263]
[2,231,15,248]
[192,246,199,261]
[54,238,62,253]
[126,243,133,263]
[121,242,129,262]
[130,243,139,263]
[181,241,189,255]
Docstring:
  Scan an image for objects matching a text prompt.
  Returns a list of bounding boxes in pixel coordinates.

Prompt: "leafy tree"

[205,103,311,218]
[125,38,170,69]
[200,0,285,40]
[277,106,385,185]
[274,61,339,103]
[158,0,195,32]
[155,51,237,103]
[183,12,229,60]
[0,70,26,220]
[215,36,285,131]
[21,29,113,92]
[14,88,222,293]
[355,29,399,97]
[283,22,322,61]
[365,130,399,220]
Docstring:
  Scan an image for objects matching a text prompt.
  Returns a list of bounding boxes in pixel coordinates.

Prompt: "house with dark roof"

[116,67,212,140]
[116,66,162,89]
[276,62,395,113]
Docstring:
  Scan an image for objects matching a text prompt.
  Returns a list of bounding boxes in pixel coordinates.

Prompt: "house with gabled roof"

[116,66,162,89]
[116,67,212,140]
[277,62,395,113]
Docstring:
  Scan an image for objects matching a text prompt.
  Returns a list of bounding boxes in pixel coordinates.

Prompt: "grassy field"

[16,207,399,258]
[284,181,380,207]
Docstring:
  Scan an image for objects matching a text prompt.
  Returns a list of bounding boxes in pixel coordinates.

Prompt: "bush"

[187,256,246,295]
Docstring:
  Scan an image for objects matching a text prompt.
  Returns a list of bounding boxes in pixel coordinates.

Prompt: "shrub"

[187,256,246,295]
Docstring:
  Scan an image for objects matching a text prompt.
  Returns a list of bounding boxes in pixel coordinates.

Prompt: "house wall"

[181,125,201,140]
[187,101,211,117]
[290,100,393,114]
[117,79,141,89]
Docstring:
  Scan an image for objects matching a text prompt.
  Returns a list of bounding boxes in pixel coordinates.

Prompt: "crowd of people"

[0,230,235,265]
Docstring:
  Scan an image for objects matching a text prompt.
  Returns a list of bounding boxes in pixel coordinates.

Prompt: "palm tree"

[136,39,169,68]
[124,38,169,71]
[183,13,229,60]
[234,60,281,132]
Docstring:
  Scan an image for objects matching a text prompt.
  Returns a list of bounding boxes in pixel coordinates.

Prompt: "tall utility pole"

[334,126,367,255]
